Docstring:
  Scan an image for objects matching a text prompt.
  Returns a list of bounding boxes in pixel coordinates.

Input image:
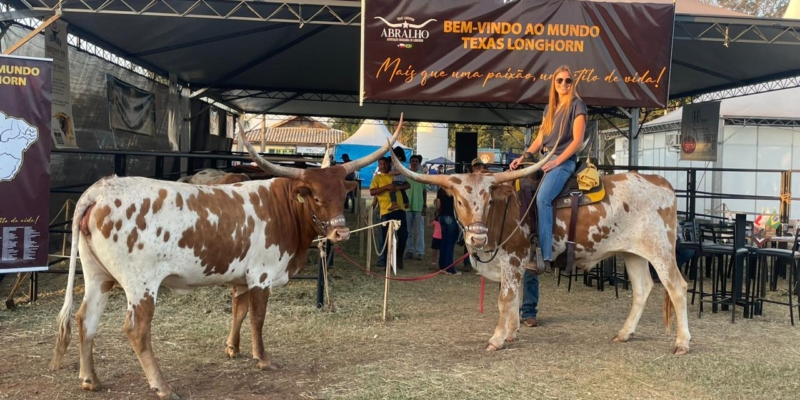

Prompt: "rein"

[466,196,510,264]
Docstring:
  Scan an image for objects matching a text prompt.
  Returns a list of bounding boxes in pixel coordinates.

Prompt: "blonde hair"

[540,66,579,137]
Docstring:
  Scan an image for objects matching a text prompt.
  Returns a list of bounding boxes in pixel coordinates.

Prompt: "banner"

[45,20,78,149]
[362,0,675,108]
[106,74,156,136]
[680,101,721,162]
[0,55,52,273]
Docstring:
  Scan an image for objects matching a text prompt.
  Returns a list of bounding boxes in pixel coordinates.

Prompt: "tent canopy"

[4,0,800,126]
[335,120,412,187]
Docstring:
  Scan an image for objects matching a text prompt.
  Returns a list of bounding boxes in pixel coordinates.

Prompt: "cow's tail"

[663,288,674,334]
[50,190,96,371]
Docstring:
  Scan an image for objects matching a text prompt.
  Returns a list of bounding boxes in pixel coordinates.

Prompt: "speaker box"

[454,131,478,173]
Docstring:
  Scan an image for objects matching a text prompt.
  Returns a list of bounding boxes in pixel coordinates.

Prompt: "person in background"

[471,157,486,173]
[370,157,410,269]
[429,212,442,270]
[404,155,427,260]
[341,153,357,212]
[435,187,460,275]
[386,147,410,211]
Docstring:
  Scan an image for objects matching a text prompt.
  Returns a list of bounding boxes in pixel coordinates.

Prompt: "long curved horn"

[342,113,404,175]
[237,118,303,180]
[387,139,453,188]
[492,147,557,184]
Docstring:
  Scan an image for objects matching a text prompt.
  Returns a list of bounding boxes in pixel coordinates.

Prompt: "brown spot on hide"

[136,198,151,231]
[123,293,154,354]
[113,234,118,242]
[259,273,268,284]
[114,199,122,208]
[179,188,255,276]
[623,202,630,212]
[465,185,473,194]
[100,281,115,294]
[449,177,463,185]
[114,220,122,231]
[153,189,168,214]
[485,185,528,258]
[138,243,144,250]
[233,183,244,187]
[157,228,162,237]
[176,193,184,210]
[509,257,521,268]
[126,204,136,220]
[164,231,170,242]
[127,229,138,253]
[94,205,114,239]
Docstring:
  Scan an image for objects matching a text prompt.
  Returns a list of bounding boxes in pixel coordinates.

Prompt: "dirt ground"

[2,217,800,400]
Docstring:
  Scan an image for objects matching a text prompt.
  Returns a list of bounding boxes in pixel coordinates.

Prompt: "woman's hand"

[509,156,524,170]
[542,159,561,172]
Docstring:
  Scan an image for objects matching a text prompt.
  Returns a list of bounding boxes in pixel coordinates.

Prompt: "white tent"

[334,120,412,187]
[644,87,800,126]
[611,86,800,220]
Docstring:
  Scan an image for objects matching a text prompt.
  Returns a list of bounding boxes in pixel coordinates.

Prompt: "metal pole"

[780,170,791,223]
[627,108,640,167]
[316,242,326,309]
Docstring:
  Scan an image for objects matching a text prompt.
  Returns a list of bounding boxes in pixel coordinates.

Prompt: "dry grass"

[2,217,800,400]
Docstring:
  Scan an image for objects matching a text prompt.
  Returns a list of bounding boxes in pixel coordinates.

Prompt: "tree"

[699,0,789,17]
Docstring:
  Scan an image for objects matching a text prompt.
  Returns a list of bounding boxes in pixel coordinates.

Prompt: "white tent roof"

[646,86,800,126]
[339,120,409,148]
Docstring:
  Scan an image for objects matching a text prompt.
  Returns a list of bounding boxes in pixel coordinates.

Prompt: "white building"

[610,87,800,220]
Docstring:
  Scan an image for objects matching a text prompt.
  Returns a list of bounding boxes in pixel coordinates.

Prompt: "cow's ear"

[343,180,359,193]
[293,185,312,203]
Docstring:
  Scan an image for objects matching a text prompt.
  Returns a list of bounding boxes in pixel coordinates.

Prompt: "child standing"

[387,146,410,211]
[429,213,441,270]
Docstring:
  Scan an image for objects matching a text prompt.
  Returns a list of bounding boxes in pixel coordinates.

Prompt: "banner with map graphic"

[0,55,52,273]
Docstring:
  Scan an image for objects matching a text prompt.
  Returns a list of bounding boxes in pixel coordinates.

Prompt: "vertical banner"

[680,101,721,162]
[45,20,78,149]
[0,55,52,273]
[106,73,156,136]
[362,0,675,108]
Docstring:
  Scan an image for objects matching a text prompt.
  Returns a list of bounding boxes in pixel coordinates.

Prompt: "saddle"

[516,158,606,274]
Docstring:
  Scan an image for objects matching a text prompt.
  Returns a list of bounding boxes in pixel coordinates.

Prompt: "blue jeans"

[405,211,425,257]
[438,215,459,273]
[536,156,577,261]
[520,270,539,319]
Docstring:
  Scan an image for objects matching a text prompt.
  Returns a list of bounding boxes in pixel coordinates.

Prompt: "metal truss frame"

[219,89,544,113]
[693,76,800,102]
[20,0,362,25]
[674,16,800,46]
[725,118,800,127]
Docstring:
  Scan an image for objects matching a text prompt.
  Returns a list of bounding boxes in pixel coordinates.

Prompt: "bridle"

[457,196,511,264]
[304,200,346,236]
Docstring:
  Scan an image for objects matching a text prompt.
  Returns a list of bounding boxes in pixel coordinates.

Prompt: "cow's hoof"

[155,388,182,400]
[225,345,239,359]
[485,344,501,351]
[612,332,633,343]
[505,337,516,343]
[81,377,100,391]
[257,361,280,371]
[671,346,689,355]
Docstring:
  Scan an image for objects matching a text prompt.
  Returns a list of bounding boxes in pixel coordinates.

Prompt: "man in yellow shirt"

[370,157,410,269]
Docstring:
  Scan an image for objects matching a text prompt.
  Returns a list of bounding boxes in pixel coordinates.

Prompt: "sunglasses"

[556,77,573,85]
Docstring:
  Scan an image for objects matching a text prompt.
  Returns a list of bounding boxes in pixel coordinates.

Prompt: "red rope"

[479,277,485,314]
[333,247,471,282]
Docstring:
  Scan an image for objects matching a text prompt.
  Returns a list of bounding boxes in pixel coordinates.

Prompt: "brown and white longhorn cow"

[390,150,691,355]
[49,115,405,399]
[177,168,250,185]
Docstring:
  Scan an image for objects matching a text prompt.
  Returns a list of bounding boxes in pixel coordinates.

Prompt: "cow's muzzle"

[324,214,350,242]
[465,222,488,249]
